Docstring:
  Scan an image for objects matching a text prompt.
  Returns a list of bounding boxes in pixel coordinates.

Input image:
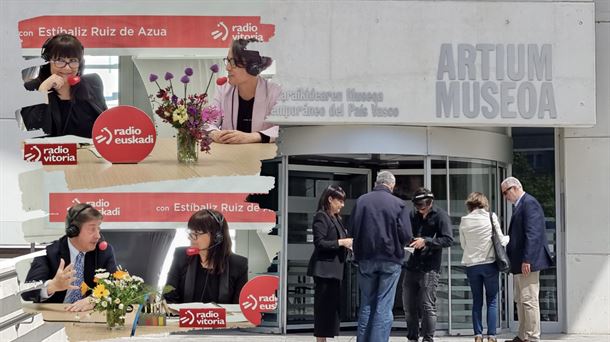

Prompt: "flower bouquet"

[84,267,147,329]
[148,65,224,163]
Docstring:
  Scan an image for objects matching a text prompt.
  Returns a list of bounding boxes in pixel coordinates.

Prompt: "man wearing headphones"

[402,188,453,342]
[22,204,117,312]
[208,38,280,144]
[164,209,248,304]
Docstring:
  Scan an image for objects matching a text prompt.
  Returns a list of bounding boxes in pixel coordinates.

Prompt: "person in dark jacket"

[21,204,117,312]
[350,171,412,342]
[307,185,353,341]
[20,33,107,138]
[501,177,554,342]
[403,187,453,342]
[164,209,248,304]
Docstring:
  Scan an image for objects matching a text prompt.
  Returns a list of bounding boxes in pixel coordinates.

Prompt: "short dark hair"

[188,209,232,274]
[39,34,85,80]
[64,203,102,229]
[412,187,434,203]
[230,38,273,75]
[317,185,346,214]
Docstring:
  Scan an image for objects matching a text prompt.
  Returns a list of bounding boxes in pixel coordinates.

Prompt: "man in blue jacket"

[350,171,413,342]
[501,177,554,342]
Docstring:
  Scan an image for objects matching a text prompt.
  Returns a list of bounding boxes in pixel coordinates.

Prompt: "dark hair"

[188,209,232,274]
[465,192,489,212]
[39,34,85,79]
[64,203,103,229]
[412,187,434,207]
[317,185,346,215]
[230,38,273,75]
[36,34,88,101]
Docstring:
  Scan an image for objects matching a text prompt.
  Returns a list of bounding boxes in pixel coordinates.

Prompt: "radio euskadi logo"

[91,106,156,164]
[95,126,153,145]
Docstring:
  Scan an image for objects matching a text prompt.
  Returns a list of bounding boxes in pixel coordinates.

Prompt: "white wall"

[561,0,610,333]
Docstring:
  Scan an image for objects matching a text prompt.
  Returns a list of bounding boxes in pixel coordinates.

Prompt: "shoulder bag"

[489,212,511,273]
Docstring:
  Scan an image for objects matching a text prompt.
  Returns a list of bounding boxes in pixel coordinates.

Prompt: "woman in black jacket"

[20,33,107,138]
[164,209,248,304]
[307,185,353,341]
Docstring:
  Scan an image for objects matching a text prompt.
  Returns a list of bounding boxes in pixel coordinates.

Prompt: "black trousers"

[313,276,341,337]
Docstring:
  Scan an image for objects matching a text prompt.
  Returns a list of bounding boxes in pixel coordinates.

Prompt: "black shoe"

[504,337,527,342]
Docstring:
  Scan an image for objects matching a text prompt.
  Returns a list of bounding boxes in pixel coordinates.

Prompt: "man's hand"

[339,238,353,250]
[409,238,426,249]
[65,297,94,312]
[47,258,77,295]
[521,262,531,277]
[214,130,261,144]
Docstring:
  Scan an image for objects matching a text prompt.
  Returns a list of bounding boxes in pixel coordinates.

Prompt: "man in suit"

[22,204,117,312]
[350,171,413,342]
[501,177,554,342]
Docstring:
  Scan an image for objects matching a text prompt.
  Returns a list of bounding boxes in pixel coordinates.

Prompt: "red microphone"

[185,247,200,256]
[216,77,227,86]
[97,233,108,251]
[67,75,81,86]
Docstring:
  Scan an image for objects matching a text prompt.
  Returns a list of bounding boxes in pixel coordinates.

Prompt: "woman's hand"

[39,74,65,92]
[338,238,353,250]
[214,130,262,144]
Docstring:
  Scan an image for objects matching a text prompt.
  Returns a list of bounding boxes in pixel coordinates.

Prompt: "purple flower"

[164,72,174,81]
[184,67,193,76]
[171,95,178,104]
[149,73,158,82]
[201,105,222,122]
[180,75,190,84]
[210,64,219,73]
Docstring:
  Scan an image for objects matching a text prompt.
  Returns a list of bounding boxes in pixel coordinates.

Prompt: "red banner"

[49,193,275,223]
[19,16,275,49]
[23,143,77,165]
[179,308,226,328]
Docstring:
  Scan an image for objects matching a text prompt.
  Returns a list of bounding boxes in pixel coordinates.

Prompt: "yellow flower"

[80,282,90,296]
[113,269,129,280]
[92,284,110,298]
[172,106,188,124]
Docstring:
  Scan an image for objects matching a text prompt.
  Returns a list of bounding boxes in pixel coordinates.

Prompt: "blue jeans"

[466,262,499,336]
[356,260,402,342]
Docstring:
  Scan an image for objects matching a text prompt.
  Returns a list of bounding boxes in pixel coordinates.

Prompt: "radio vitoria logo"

[24,145,42,162]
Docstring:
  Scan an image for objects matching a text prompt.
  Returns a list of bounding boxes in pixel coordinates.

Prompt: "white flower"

[114,298,121,304]
[107,296,112,302]
[101,301,107,308]
[94,298,101,304]
[95,268,107,273]
[95,272,110,279]
[132,276,144,283]
[118,304,124,310]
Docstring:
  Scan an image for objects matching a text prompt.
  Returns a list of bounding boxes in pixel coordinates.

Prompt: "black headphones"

[65,204,92,238]
[206,209,225,246]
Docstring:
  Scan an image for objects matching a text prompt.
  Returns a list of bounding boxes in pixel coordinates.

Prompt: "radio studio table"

[22,303,254,341]
[39,138,277,190]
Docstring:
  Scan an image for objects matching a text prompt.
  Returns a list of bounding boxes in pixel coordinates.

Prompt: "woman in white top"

[459,192,509,342]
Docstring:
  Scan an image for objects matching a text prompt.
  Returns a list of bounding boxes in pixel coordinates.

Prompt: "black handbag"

[489,212,511,273]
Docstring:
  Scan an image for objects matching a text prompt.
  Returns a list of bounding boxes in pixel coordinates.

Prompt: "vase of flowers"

[148,66,224,163]
[84,268,147,329]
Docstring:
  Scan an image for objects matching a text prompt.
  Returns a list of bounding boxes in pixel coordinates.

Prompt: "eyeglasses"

[502,186,514,196]
[187,230,207,240]
[223,57,240,68]
[50,58,80,69]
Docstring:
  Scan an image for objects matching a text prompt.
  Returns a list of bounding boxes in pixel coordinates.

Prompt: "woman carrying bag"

[459,192,510,342]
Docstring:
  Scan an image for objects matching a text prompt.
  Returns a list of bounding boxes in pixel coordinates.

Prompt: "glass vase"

[105,307,126,329]
[176,129,198,163]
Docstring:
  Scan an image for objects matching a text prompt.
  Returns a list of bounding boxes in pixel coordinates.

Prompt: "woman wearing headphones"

[20,33,107,138]
[164,209,248,304]
[208,38,280,144]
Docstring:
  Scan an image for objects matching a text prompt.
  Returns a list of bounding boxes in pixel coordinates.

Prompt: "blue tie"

[65,252,85,303]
